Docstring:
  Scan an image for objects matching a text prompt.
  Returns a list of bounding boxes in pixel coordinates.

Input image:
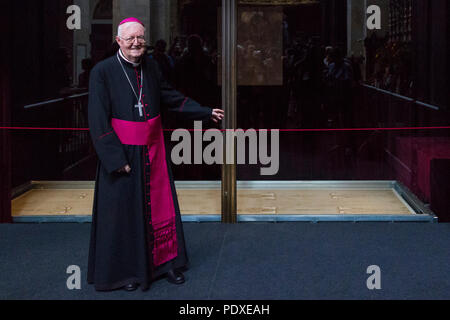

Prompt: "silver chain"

[116,52,143,104]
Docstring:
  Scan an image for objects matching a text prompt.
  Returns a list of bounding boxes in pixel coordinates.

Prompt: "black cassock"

[87,52,212,291]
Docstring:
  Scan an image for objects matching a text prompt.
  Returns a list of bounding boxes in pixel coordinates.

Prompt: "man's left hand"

[211,109,225,123]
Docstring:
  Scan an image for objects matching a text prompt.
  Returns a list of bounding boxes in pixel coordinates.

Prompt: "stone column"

[347,0,366,58]
[170,0,180,43]
[73,0,92,85]
[149,0,172,45]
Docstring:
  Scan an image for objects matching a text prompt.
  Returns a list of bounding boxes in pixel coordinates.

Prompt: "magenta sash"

[111,115,178,266]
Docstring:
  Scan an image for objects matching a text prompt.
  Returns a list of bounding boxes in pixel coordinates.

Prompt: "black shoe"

[123,283,138,291]
[166,269,185,285]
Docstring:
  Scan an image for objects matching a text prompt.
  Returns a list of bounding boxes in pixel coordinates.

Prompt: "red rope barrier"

[1,126,450,132]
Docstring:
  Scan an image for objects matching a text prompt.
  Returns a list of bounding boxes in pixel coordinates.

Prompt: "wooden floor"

[12,188,414,217]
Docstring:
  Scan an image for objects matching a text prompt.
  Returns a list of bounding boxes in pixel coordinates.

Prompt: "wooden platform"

[12,181,421,217]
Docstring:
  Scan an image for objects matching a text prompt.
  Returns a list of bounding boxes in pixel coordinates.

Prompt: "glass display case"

[4,0,449,224]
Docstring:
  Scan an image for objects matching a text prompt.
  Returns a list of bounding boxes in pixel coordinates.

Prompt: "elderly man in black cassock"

[87,17,224,292]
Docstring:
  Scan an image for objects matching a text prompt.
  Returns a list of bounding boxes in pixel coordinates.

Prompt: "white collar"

[118,49,142,67]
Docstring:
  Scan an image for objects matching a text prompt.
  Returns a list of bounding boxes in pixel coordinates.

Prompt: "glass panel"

[9,0,222,220]
[235,0,449,220]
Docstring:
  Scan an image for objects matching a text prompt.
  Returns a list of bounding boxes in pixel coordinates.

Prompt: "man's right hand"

[117,164,131,173]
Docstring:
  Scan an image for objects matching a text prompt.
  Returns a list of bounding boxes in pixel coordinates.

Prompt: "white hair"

[117,22,146,37]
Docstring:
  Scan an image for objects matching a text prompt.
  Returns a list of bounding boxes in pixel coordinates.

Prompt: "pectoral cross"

[135,102,144,117]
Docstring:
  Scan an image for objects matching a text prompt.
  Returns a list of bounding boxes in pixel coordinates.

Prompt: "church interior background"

[1,0,449,223]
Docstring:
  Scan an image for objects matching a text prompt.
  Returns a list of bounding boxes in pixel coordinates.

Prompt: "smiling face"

[116,22,146,62]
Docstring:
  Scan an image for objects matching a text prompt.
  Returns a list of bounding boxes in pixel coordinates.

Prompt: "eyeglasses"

[119,36,146,44]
